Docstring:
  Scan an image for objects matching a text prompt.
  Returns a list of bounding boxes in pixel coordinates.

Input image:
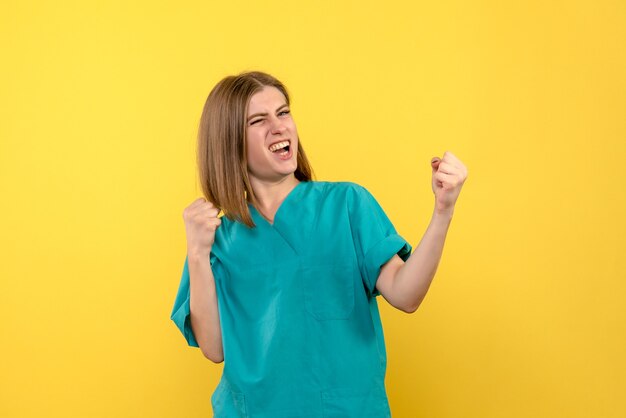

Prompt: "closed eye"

[249,109,289,126]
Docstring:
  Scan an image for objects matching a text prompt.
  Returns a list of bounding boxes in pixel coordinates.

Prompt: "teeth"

[269,140,289,152]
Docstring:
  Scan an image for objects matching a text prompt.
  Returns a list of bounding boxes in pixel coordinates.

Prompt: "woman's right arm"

[183,198,224,363]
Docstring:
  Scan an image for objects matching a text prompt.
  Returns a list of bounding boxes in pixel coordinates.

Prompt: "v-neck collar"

[248,180,307,227]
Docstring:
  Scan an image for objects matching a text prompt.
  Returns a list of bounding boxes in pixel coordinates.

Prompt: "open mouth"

[268,140,291,155]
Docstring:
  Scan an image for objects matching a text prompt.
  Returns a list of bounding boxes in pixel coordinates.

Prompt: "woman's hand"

[183,198,222,258]
[431,151,468,216]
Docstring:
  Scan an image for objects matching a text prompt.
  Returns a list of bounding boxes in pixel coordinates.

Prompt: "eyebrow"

[247,103,289,122]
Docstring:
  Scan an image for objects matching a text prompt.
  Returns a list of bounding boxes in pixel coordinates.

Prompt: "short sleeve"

[170,254,222,347]
[348,184,412,297]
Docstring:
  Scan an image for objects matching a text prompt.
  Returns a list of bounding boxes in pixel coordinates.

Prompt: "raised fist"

[430,151,468,215]
[182,198,222,257]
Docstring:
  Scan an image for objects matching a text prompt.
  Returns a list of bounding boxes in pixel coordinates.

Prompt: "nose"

[269,116,286,135]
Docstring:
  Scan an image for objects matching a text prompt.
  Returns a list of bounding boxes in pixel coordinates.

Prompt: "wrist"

[187,247,212,262]
[432,207,454,223]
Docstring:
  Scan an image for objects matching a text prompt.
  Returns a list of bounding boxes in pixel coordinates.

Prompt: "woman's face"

[245,86,299,184]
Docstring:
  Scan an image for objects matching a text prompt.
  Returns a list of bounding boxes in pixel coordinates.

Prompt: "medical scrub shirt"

[171,181,412,418]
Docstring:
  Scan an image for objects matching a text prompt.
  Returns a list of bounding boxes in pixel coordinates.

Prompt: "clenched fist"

[183,198,222,258]
[430,151,468,216]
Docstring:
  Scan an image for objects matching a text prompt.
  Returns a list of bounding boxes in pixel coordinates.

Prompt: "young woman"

[171,71,468,417]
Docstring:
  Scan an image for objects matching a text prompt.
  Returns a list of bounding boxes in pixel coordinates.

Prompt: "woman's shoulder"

[306,180,367,195]
[302,181,380,215]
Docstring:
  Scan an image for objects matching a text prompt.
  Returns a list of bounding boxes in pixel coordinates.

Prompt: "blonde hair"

[197,71,314,227]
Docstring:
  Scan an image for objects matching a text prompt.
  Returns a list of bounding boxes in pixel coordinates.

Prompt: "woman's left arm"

[376,151,468,313]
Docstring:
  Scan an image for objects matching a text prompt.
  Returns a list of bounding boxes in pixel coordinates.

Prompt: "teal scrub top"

[171,181,412,418]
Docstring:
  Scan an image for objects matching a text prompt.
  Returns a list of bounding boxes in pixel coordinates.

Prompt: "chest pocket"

[301,261,356,320]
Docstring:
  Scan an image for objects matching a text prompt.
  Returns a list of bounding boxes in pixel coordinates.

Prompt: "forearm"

[187,252,224,363]
[394,208,453,312]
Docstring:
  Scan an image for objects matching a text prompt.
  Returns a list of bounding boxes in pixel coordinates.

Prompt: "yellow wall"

[1,1,625,417]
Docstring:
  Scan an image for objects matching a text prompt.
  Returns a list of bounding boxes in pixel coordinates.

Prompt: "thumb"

[431,157,441,172]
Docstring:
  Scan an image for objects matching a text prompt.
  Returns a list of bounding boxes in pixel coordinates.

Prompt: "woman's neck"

[249,175,300,222]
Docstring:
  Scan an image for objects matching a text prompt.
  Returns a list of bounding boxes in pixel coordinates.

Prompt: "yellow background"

[1,0,625,417]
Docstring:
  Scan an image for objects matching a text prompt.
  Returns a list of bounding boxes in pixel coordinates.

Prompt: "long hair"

[197,71,314,228]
